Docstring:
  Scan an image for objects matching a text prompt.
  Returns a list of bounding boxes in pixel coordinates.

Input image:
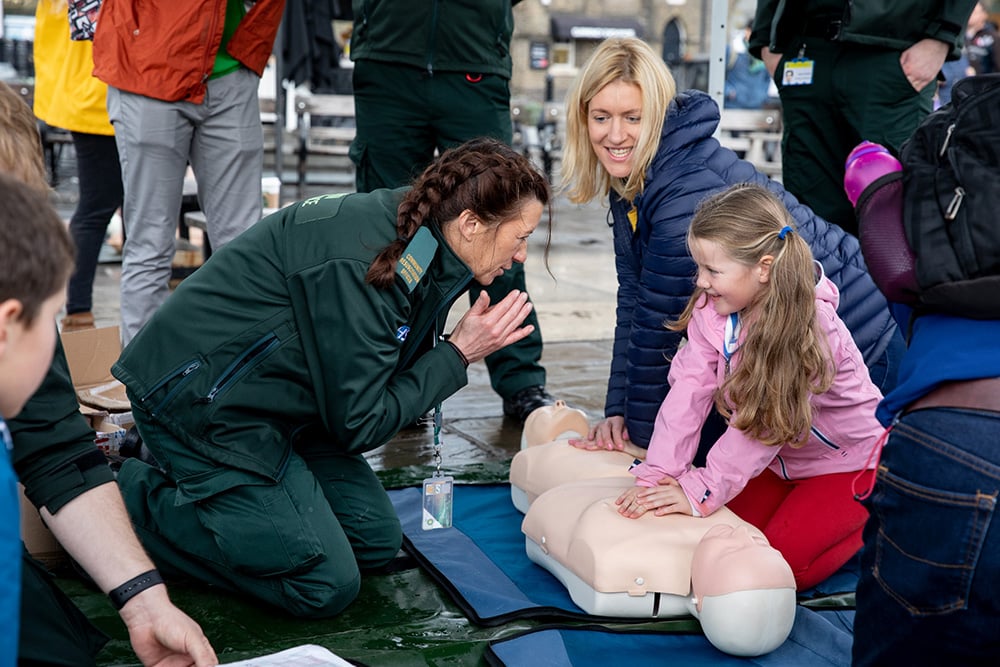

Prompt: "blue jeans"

[853,408,1000,665]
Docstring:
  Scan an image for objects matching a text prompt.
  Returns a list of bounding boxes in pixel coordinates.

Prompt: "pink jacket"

[631,273,884,516]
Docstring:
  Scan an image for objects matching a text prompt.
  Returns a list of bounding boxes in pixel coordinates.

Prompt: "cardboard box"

[19,484,66,568]
[60,326,131,413]
[94,422,128,457]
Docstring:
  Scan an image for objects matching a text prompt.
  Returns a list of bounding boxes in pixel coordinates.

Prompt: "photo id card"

[421,476,454,530]
[782,58,814,86]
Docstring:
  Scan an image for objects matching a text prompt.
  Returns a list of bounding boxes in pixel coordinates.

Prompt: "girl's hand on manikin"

[616,476,693,518]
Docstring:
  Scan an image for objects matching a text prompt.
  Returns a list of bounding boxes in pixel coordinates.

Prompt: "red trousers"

[726,467,874,590]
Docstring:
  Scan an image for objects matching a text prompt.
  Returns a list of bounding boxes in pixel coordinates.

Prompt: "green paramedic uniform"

[750,0,976,237]
[112,189,473,618]
[348,0,543,400]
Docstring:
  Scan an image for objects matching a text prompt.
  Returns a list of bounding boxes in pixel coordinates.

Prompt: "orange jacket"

[93,0,285,104]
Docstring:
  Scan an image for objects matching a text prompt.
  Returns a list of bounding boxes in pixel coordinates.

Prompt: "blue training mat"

[387,484,858,626]
[485,608,856,667]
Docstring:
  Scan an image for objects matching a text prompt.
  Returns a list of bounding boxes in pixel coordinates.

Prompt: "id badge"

[781,58,814,86]
[421,476,454,530]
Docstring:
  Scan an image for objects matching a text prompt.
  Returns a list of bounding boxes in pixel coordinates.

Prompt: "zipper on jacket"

[810,425,842,450]
[426,0,440,75]
[397,278,470,371]
[200,333,280,404]
[140,360,202,416]
[200,0,225,88]
[775,454,790,480]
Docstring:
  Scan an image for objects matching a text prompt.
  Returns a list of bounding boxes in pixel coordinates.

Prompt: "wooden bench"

[717,108,783,179]
[37,121,74,187]
[294,92,356,195]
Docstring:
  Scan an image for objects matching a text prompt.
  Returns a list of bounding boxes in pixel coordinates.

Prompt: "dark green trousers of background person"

[349,60,545,399]
[116,406,403,619]
[19,550,110,666]
[774,38,935,237]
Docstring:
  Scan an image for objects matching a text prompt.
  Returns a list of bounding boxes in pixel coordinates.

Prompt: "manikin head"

[689,524,796,656]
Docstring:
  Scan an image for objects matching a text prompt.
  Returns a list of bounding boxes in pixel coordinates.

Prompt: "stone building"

[510,0,721,103]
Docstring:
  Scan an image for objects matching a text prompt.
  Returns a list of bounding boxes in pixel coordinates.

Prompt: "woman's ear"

[757,255,774,283]
[456,209,480,242]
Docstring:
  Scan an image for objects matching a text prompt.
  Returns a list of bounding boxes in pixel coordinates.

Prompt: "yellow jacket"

[33,0,113,136]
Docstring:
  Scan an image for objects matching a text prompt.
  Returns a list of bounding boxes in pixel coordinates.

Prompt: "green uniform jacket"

[9,339,114,514]
[750,0,976,58]
[350,0,520,77]
[112,189,472,483]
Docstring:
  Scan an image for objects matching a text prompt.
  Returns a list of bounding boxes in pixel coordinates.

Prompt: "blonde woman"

[616,184,883,590]
[559,37,902,455]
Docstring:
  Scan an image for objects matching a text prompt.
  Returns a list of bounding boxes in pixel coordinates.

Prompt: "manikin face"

[689,237,771,316]
[0,292,64,418]
[691,524,793,606]
[587,80,643,180]
[463,198,543,285]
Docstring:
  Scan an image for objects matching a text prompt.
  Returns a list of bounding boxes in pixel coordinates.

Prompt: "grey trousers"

[108,68,264,344]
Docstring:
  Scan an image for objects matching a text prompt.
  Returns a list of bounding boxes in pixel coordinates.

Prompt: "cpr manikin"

[511,403,797,656]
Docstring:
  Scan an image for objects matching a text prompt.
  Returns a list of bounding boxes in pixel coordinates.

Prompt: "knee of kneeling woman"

[356,517,404,571]
[283,569,363,619]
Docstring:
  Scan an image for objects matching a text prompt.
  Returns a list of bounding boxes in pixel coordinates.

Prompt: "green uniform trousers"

[350,60,545,399]
[118,407,402,619]
[775,38,935,237]
[19,550,109,666]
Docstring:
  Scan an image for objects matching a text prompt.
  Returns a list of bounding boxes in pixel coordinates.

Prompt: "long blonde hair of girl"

[671,184,834,447]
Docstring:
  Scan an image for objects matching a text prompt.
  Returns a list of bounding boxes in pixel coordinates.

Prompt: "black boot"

[502,385,555,424]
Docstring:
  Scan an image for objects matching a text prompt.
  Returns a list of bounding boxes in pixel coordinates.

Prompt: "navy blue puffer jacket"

[606,90,898,447]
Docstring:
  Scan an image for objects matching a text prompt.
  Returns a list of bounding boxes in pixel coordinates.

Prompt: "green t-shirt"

[211,0,248,79]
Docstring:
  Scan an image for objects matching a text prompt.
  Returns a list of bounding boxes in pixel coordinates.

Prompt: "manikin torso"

[510,404,797,656]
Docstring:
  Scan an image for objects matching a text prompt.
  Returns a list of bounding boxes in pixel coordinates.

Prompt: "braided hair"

[366,138,551,288]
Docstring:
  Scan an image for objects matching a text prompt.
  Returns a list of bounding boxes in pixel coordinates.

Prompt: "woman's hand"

[761,46,782,77]
[448,291,534,364]
[616,477,693,518]
[900,39,949,92]
[569,416,636,452]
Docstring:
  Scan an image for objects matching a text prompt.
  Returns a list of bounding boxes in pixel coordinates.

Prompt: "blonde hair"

[562,37,676,204]
[0,83,48,192]
[671,184,834,447]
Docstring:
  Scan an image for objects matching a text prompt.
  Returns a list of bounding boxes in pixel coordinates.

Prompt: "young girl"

[616,184,883,590]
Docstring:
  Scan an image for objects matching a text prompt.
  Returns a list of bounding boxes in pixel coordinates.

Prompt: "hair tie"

[778,225,793,240]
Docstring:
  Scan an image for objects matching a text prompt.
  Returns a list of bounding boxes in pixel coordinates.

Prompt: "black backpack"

[899,73,1000,318]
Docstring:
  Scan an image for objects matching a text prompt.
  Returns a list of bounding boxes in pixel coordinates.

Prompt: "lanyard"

[722,313,741,362]
[722,313,741,375]
[430,324,446,478]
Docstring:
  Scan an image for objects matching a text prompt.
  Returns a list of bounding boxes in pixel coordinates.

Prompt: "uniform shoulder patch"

[294,192,350,223]
[396,226,438,292]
